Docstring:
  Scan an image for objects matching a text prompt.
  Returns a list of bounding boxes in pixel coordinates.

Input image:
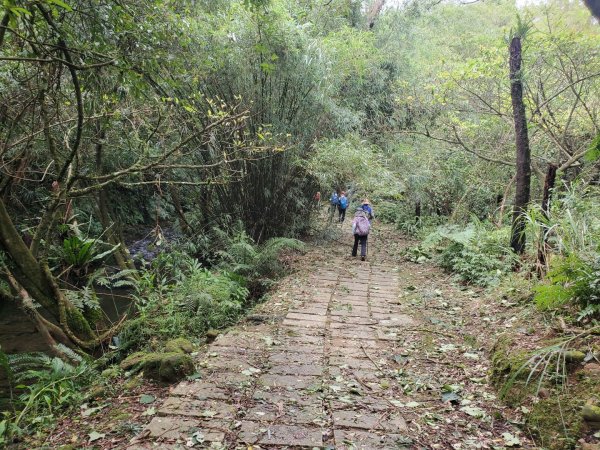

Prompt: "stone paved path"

[128,234,421,448]
[128,226,530,449]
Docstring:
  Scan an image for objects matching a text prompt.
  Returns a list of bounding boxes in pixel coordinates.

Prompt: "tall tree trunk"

[0,198,57,313]
[536,164,558,275]
[509,36,532,254]
[415,201,421,224]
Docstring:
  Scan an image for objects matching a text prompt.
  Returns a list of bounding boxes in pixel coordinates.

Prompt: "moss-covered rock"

[101,366,120,379]
[120,351,163,371]
[527,376,600,449]
[164,338,194,354]
[120,351,194,382]
[158,353,195,382]
[490,334,529,396]
[87,384,107,400]
[563,350,586,364]
[124,376,143,390]
[206,329,220,342]
[582,403,600,424]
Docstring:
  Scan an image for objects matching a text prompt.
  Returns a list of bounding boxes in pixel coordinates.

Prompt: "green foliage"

[57,235,119,278]
[526,185,600,320]
[304,134,403,196]
[120,255,250,352]
[584,133,600,163]
[212,222,305,281]
[410,222,516,286]
[120,221,304,352]
[374,201,401,224]
[0,348,94,443]
[534,255,600,319]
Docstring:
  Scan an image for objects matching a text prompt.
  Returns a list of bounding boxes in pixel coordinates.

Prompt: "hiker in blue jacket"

[329,190,339,219]
[361,198,374,222]
[351,207,370,260]
[338,191,348,223]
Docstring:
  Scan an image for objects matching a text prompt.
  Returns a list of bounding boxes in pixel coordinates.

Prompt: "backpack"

[354,215,370,236]
[339,196,348,209]
[330,193,338,205]
[362,204,373,220]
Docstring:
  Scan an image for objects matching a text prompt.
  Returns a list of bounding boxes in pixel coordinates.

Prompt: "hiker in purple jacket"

[351,208,370,261]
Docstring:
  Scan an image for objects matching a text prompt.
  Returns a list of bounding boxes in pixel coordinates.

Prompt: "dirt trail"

[128,224,532,449]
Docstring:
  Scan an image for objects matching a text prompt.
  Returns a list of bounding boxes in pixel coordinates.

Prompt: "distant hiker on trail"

[361,198,374,222]
[329,190,339,219]
[351,207,370,261]
[313,191,321,209]
[338,191,348,223]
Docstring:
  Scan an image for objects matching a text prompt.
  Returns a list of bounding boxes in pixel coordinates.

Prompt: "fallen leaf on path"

[442,392,460,404]
[81,403,106,417]
[139,394,155,404]
[88,431,105,442]
[460,406,486,418]
[142,406,156,416]
[502,432,521,447]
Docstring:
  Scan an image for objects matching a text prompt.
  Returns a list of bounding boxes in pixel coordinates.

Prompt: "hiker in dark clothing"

[351,208,370,260]
[338,191,348,223]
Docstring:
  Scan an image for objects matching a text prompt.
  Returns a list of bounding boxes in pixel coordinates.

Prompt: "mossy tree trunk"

[509,35,532,255]
[536,163,558,274]
[0,197,98,348]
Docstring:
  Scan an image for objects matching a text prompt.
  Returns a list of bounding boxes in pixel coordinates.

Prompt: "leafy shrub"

[409,222,516,286]
[534,255,600,320]
[119,222,303,352]
[376,201,402,224]
[60,236,118,268]
[120,264,249,352]
[212,222,305,282]
[527,184,600,320]
[440,241,509,286]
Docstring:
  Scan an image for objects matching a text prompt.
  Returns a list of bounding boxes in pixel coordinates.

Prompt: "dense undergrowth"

[0,224,304,445]
[392,183,600,325]
[377,183,600,447]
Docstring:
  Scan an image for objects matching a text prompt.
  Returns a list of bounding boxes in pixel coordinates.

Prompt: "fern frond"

[53,344,83,363]
[112,280,137,288]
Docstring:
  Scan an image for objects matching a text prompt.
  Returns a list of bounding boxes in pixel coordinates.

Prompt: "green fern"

[6,353,52,379]
[534,254,600,317]
[92,268,139,289]
[533,284,572,310]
